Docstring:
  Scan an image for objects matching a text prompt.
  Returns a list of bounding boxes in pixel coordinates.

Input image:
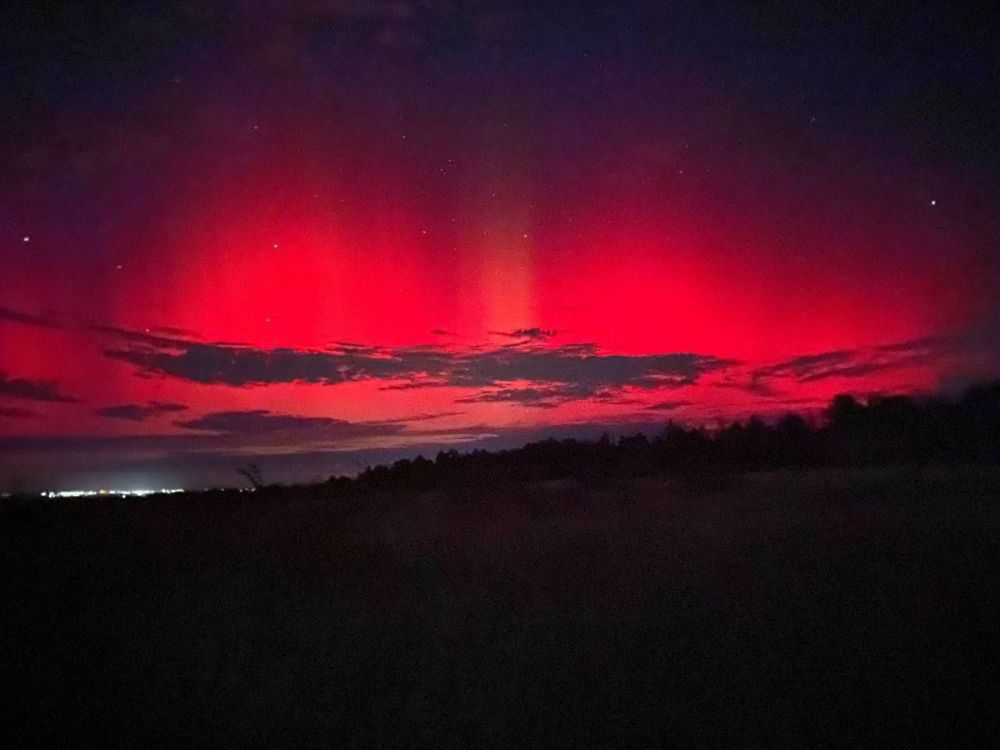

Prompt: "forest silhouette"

[337,382,1000,495]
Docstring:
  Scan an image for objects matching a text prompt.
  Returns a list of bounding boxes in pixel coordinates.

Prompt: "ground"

[3,467,999,747]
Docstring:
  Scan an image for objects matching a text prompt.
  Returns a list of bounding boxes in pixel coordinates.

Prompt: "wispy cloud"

[0,306,63,330]
[457,386,583,409]
[0,406,39,419]
[0,371,77,403]
[95,402,188,422]
[644,399,692,411]
[175,409,408,437]
[752,350,855,381]
[490,327,559,340]
[732,333,971,392]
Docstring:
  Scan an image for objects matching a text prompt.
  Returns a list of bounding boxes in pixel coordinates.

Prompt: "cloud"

[95,402,188,422]
[457,386,579,409]
[455,383,641,409]
[744,333,971,390]
[0,406,39,419]
[695,332,980,398]
[379,380,451,391]
[150,401,189,412]
[443,346,726,392]
[100,327,732,403]
[491,327,558,340]
[0,371,77,403]
[92,325,243,349]
[146,326,202,339]
[374,411,464,424]
[712,377,782,397]
[797,361,886,383]
[751,350,854,381]
[96,405,157,422]
[644,399,692,411]
[175,410,408,438]
[0,306,62,329]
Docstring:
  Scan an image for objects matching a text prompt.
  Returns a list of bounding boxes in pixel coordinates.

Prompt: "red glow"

[0,115,989,445]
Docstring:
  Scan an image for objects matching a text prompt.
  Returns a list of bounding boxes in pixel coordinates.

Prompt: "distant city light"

[40,488,185,499]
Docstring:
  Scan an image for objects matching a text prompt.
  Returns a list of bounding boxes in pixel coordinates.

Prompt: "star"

[930,199,937,206]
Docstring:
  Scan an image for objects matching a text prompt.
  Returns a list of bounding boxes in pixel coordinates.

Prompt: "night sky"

[2,1,999,491]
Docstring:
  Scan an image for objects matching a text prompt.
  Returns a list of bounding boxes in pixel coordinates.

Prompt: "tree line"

[338,382,1000,492]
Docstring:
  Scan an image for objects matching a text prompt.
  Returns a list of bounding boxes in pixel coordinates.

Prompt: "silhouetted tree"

[325,382,1000,494]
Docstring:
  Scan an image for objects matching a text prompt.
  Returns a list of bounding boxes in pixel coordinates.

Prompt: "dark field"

[3,468,1000,747]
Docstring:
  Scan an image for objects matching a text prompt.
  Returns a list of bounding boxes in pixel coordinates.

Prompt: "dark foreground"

[3,467,1000,747]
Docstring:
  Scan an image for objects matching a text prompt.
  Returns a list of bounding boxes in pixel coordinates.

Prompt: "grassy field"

[3,467,999,747]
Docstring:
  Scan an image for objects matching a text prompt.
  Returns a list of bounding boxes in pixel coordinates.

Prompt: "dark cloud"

[752,351,854,381]
[374,411,464,424]
[491,327,558,340]
[150,401,188,412]
[0,406,39,419]
[798,362,886,383]
[92,325,248,349]
[747,333,971,388]
[175,410,407,438]
[93,326,988,422]
[644,399,692,411]
[713,378,782,397]
[0,306,62,329]
[0,371,77,403]
[457,387,575,409]
[100,327,732,402]
[92,325,199,349]
[95,402,188,422]
[146,326,202,339]
[96,405,157,422]
[442,346,727,392]
[379,380,451,391]
[456,382,633,409]
[697,333,980,398]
